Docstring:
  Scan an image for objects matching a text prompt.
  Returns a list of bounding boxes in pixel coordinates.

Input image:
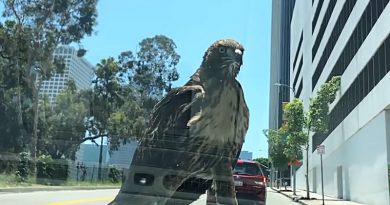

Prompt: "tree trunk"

[305,123,311,199]
[305,142,310,199]
[293,165,296,195]
[305,126,310,199]
[31,78,40,175]
[31,91,38,174]
[17,63,24,150]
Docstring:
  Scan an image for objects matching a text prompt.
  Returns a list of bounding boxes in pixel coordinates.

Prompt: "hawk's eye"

[218,46,226,54]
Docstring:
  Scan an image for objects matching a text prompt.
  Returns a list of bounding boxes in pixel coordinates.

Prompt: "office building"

[108,141,137,169]
[269,0,296,130]
[285,0,390,204]
[39,46,95,104]
[69,139,138,181]
[239,151,253,160]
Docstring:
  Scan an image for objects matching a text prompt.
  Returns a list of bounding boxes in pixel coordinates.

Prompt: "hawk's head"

[201,39,244,79]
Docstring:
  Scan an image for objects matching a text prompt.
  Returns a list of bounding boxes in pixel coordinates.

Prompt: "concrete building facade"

[287,0,390,204]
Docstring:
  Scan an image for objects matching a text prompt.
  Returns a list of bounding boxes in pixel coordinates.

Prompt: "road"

[0,189,118,205]
[0,188,298,205]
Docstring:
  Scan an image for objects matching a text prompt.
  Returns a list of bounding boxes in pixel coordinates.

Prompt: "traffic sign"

[317,145,325,155]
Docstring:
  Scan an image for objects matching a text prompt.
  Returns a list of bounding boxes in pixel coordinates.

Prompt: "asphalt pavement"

[0,187,298,205]
[0,189,118,205]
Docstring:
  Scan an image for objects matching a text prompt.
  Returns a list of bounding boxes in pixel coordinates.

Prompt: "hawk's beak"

[235,49,243,65]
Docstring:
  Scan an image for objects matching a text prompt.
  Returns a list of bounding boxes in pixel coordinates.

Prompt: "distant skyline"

[81,0,272,159]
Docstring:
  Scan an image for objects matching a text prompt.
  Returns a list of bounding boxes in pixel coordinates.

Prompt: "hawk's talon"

[177,85,205,98]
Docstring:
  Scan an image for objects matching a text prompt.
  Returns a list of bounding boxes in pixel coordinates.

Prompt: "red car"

[207,159,267,205]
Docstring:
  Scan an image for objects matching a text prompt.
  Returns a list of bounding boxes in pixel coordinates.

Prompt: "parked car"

[207,159,267,205]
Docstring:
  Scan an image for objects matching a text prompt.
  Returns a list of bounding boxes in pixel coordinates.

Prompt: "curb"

[0,186,120,193]
[271,187,306,205]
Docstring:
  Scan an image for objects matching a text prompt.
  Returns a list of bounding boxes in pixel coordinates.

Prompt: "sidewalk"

[271,186,364,205]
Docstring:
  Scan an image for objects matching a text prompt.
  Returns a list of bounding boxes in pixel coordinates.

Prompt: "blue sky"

[81,0,272,159]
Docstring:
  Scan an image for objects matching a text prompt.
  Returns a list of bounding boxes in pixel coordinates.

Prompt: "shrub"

[0,153,19,174]
[108,167,120,183]
[36,155,68,185]
[36,154,54,184]
[15,152,30,182]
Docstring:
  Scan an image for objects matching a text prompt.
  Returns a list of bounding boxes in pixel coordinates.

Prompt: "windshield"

[233,162,264,176]
[1,0,389,205]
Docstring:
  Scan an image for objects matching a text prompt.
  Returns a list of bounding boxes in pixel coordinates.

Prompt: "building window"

[312,0,324,33]
[312,0,337,60]
[312,33,390,151]
[293,57,303,88]
[296,80,303,98]
[313,0,388,90]
[293,32,303,70]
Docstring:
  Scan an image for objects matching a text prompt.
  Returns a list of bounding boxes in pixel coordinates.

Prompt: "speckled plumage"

[109,39,249,205]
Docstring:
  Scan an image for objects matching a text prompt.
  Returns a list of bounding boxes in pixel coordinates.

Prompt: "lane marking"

[46,196,114,205]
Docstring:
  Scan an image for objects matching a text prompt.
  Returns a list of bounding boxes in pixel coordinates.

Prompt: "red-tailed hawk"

[110,39,249,205]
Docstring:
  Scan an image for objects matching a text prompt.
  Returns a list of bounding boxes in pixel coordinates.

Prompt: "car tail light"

[259,176,266,183]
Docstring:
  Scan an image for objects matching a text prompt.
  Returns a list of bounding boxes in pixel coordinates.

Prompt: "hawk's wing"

[134,79,205,169]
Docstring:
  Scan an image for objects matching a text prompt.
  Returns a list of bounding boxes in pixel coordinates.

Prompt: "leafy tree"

[283,98,305,162]
[108,99,145,150]
[0,85,30,153]
[39,85,90,160]
[86,57,124,180]
[254,157,271,168]
[253,157,271,177]
[0,0,98,168]
[265,128,289,171]
[264,128,290,189]
[97,35,181,150]
[283,76,341,199]
[118,35,180,119]
[92,57,123,129]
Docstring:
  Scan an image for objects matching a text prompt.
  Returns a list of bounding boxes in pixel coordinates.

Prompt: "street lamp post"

[262,129,274,188]
[274,83,296,97]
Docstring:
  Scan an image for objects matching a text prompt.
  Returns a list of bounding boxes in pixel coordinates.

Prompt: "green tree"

[0,0,98,169]
[39,85,90,160]
[254,157,271,168]
[253,157,271,177]
[107,99,145,150]
[118,35,180,119]
[103,35,181,150]
[89,57,124,180]
[283,76,341,199]
[265,128,289,171]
